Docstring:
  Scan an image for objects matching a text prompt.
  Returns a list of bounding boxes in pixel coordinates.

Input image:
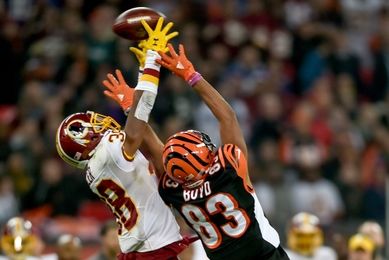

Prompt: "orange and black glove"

[157,43,202,86]
[102,69,134,114]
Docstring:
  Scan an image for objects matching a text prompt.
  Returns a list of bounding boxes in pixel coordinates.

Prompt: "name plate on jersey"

[183,181,211,202]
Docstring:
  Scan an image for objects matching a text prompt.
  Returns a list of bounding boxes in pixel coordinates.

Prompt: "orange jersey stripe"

[221,144,253,193]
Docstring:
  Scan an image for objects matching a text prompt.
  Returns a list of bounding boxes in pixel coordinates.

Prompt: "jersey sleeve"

[217,144,253,192]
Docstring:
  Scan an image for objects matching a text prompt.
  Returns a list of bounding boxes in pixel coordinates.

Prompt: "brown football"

[112,7,165,41]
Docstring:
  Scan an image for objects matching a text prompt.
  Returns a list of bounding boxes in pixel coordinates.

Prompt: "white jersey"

[285,246,337,260]
[86,130,182,253]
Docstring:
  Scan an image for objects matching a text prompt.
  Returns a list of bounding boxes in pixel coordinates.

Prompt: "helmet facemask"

[89,111,121,133]
[287,212,323,256]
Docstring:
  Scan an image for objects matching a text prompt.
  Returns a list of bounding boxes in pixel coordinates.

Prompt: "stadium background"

[0,0,387,258]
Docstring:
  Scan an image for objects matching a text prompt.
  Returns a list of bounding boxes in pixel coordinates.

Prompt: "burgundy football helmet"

[56,111,121,169]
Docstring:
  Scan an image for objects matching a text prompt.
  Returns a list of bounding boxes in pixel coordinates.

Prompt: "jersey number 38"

[96,179,138,235]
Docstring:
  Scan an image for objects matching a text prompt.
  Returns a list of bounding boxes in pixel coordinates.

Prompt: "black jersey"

[159,144,285,260]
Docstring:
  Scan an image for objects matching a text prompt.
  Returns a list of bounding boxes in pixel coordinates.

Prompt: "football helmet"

[348,233,375,253]
[56,111,121,169]
[0,217,38,258]
[162,130,216,189]
[287,212,323,256]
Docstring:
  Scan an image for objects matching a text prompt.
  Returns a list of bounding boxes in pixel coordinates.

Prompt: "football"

[112,7,165,41]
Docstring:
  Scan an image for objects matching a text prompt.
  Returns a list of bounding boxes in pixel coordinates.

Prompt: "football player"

[0,217,45,260]
[105,43,289,259]
[56,18,195,259]
[157,43,289,260]
[285,212,337,260]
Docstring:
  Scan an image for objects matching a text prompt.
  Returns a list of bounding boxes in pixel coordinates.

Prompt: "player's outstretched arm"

[157,44,248,157]
[102,69,165,177]
[102,53,159,159]
[122,49,161,158]
[102,17,178,166]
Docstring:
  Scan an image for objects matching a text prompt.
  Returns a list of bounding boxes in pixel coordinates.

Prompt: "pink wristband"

[187,72,203,87]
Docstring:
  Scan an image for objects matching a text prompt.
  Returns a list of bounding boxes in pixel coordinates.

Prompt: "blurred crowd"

[0,0,388,258]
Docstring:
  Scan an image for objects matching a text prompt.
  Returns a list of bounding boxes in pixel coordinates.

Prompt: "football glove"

[102,69,134,113]
[157,43,196,81]
[129,17,178,69]
[139,17,178,53]
[130,45,146,69]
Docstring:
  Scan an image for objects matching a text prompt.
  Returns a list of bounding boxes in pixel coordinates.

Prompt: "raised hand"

[102,69,134,112]
[139,17,178,53]
[157,43,196,81]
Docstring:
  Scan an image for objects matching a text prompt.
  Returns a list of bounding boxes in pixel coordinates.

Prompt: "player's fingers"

[167,43,178,58]
[129,47,141,55]
[107,73,119,86]
[115,69,126,86]
[179,44,188,59]
[155,17,164,32]
[163,47,169,53]
[129,47,144,62]
[103,90,118,102]
[102,79,115,91]
[156,59,170,69]
[159,51,174,64]
[140,19,153,34]
[178,44,188,60]
[166,31,179,41]
[161,21,173,34]
[138,40,147,49]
